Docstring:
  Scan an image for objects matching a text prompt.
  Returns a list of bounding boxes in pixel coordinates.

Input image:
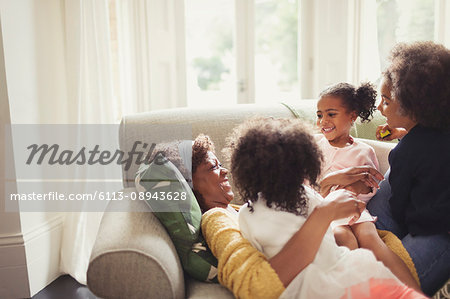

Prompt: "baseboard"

[22,214,65,296]
[0,214,64,297]
[0,235,30,298]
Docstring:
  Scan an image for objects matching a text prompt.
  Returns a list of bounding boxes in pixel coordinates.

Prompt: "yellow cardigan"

[202,208,285,299]
[201,208,419,299]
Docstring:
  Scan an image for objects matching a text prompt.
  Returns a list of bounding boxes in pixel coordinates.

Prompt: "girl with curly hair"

[365,41,450,296]
[232,117,424,298]
[315,82,420,290]
[316,82,379,242]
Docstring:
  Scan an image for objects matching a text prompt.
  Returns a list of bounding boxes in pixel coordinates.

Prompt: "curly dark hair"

[192,134,215,174]
[225,117,323,216]
[146,135,216,206]
[192,134,216,206]
[146,140,190,179]
[383,41,450,131]
[146,134,215,185]
[319,82,377,122]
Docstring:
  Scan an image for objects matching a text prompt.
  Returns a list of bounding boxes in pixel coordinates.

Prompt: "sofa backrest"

[119,101,394,201]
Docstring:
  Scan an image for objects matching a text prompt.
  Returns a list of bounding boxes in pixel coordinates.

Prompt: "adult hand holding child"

[320,166,384,197]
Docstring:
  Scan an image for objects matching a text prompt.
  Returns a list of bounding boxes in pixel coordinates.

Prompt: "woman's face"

[316,96,357,147]
[192,151,234,211]
[377,80,416,131]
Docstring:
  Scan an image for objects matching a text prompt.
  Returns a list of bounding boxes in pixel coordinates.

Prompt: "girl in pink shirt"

[316,82,419,290]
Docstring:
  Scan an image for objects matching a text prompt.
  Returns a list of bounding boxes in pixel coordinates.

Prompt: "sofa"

[87,100,449,299]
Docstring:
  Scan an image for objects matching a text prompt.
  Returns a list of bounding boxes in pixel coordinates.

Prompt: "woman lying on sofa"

[145,132,424,298]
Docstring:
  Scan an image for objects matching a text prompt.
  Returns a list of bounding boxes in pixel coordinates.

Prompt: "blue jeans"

[367,169,450,296]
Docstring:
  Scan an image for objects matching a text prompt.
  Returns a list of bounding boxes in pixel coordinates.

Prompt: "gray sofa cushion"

[118,101,388,200]
[119,102,320,189]
[185,277,233,298]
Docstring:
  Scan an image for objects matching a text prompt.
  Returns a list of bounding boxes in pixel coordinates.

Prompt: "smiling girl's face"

[316,96,357,148]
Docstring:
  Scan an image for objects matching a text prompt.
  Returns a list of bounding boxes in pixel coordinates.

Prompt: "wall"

[0,15,30,299]
[0,0,68,296]
[1,0,68,124]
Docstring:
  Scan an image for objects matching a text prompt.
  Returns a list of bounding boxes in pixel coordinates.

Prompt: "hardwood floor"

[32,275,97,299]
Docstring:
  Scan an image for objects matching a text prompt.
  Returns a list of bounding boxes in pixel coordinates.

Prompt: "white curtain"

[114,0,153,113]
[356,0,381,84]
[59,0,182,285]
[60,0,119,284]
[64,0,118,123]
[113,0,185,111]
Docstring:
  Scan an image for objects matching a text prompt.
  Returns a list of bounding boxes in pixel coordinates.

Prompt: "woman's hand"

[320,166,384,197]
[319,189,366,224]
[376,124,408,141]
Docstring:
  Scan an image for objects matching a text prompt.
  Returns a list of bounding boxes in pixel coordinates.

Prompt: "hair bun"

[355,82,377,122]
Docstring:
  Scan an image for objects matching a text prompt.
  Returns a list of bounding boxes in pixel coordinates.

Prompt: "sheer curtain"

[60,0,119,284]
[355,0,381,84]
[113,0,153,113]
[59,0,182,284]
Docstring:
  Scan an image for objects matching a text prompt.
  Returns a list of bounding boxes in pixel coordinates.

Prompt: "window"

[184,0,299,106]
[376,0,436,70]
[108,0,450,110]
[185,0,236,107]
[254,0,300,104]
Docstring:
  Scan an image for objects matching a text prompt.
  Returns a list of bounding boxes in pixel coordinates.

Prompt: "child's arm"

[319,166,383,197]
[345,145,380,198]
[268,190,365,286]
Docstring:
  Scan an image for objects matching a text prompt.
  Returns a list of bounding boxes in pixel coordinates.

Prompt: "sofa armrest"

[87,188,185,299]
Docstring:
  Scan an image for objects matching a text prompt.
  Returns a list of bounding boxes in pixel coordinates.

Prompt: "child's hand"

[344,180,372,195]
[376,124,407,141]
[321,189,366,222]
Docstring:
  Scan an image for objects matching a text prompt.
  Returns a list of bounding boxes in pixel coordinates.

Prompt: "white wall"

[0,0,68,296]
[1,0,69,124]
[0,14,30,299]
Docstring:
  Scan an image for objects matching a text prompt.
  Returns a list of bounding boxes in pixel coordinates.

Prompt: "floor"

[30,274,449,299]
[32,275,97,299]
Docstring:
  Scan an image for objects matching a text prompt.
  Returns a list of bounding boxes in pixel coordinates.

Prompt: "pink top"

[316,135,379,203]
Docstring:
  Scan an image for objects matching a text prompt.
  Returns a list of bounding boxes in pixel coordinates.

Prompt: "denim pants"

[367,169,450,296]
